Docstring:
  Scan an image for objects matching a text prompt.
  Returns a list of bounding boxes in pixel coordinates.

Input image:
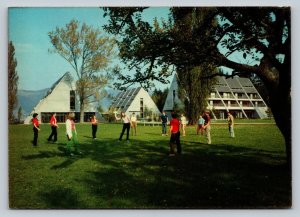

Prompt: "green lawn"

[9,122,291,209]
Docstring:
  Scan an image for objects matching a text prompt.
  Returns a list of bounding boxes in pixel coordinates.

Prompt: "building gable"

[110,87,160,118]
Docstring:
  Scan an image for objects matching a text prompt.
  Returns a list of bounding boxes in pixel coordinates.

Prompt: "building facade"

[24,72,97,124]
[110,87,161,119]
[208,76,268,119]
[163,74,269,119]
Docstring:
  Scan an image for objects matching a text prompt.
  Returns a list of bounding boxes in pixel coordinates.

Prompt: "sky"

[8,7,171,91]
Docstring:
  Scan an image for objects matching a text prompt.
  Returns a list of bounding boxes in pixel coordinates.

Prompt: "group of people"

[161,110,235,157]
[31,109,235,157]
[31,112,98,156]
[113,111,138,142]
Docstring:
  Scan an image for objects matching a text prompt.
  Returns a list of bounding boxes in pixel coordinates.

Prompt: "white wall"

[126,88,160,117]
[34,81,75,113]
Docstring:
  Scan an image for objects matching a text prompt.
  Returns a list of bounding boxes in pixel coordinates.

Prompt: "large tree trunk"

[258,60,291,174]
[268,88,291,170]
[79,87,85,123]
[80,103,85,123]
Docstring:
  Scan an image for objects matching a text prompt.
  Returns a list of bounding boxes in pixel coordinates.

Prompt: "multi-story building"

[208,76,268,119]
[163,74,269,119]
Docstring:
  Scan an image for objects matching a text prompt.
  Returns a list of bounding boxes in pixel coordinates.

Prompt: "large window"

[140,98,144,118]
[173,90,176,106]
[70,90,75,110]
[41,112,69,123]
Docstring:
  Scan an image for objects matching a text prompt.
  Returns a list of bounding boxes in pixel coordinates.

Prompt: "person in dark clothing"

[169,112,181,156]
[160,111,168,136]
[47,112,58,143]
[115,112,131,142]
[32,113,40,146]
[91,115,98,139]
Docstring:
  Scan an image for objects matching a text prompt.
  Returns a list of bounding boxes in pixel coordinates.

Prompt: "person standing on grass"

[203,111,211,144]
[227,111,235,138]
[65,112,81,155]
[130,112,137,136]
[47,112,58,143]
[197,114,205,135]
[160,111,168,136]
[180,113,187,136]
[115,112,130,142]
[91,115,98,139]
[32,113,40,146]
[169,112,181,156]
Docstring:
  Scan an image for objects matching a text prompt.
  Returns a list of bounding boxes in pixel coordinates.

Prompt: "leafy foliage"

[151,88,168,112]
[177,65,217,125]
[49,20,117,122]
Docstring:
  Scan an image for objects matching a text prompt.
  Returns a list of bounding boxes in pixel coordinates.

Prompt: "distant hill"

[101,87,120,111]
[16,88,50,117]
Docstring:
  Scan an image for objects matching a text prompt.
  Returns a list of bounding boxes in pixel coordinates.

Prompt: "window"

[140,98,144,118]
[173,90,176,100]
[70,90,75,110]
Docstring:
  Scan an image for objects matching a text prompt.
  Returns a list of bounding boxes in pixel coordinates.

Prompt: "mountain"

[99,87,120,111]
[16,88,50,117]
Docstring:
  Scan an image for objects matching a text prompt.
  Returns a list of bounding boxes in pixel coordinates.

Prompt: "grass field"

[9,122,291,209]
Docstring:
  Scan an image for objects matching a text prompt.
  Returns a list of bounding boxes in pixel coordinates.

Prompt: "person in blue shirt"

[197,114,205,135]
[160,111,168,136]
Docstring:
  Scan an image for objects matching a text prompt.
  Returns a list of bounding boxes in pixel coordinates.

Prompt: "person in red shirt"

[91,115,98,139]
[169,112,181,156]
[32,113,40,146]
[47,112,59,143]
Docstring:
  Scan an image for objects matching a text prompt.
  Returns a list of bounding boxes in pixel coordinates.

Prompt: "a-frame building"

[110,87,161,118]
[24,72,97,124]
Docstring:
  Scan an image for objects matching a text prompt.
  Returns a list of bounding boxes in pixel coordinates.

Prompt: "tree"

[151,88,168,112]
[49,20,116,122]
[177,65,216,125]
[103,7,291,169]
[215,7,291,169]
[17,106,23,123]
[8,41,19,124]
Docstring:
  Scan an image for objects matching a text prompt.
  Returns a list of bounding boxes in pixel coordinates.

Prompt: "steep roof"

[110,87,142,109]
[214,76,258,94]
[43,72,74,99]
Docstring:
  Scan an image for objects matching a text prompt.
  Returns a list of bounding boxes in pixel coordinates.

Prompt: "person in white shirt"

[227,111,235,138]
[180,113,187,136]
[115,112,131,142]
[130,112,137,136]
[65,112,81,155]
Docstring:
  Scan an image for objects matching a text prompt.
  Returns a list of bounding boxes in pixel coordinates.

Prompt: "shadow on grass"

[26,137,290,208]
[74,138,291,208]
[22,150,66,160]
[39,187,84,208]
